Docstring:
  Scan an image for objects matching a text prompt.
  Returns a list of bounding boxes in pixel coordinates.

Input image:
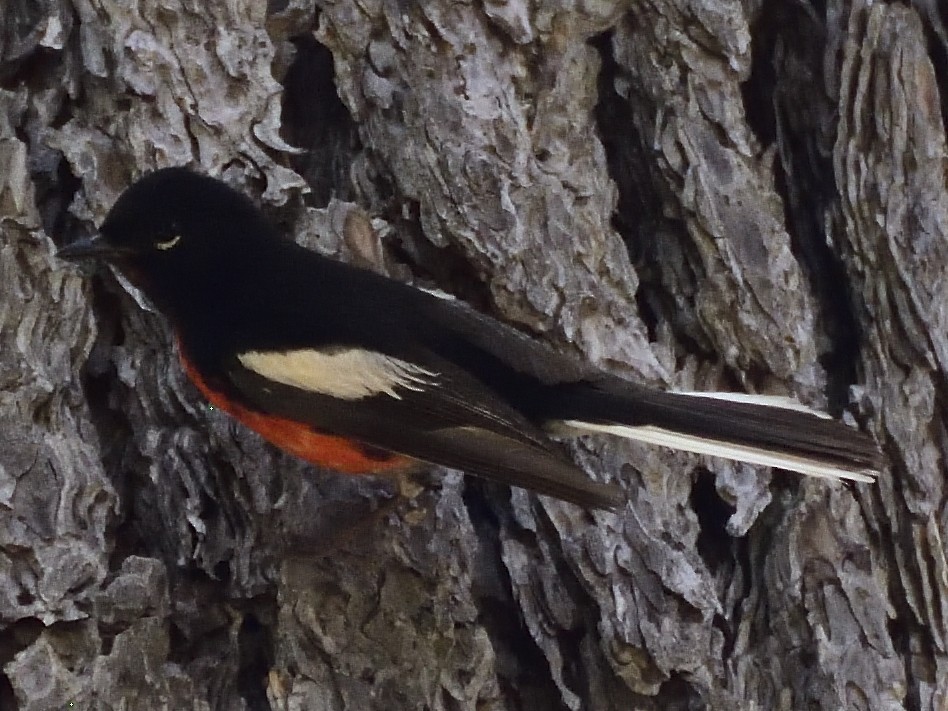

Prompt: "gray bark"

[1,0,945,709]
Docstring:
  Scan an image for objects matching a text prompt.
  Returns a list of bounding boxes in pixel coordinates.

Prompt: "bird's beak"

[56,235,129,262]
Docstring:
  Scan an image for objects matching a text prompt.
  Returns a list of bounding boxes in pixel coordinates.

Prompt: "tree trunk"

[1,0,945,709]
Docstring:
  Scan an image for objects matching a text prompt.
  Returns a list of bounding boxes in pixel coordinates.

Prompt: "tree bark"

[1,0,945,709]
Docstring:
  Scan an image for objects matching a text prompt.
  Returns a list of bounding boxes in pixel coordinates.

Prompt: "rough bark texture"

[1,0,945,709]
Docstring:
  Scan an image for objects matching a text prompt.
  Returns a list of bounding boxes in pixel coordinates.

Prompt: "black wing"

[223,347,625,511]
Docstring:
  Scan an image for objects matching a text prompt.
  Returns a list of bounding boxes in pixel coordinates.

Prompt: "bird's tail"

[546,384,881,482]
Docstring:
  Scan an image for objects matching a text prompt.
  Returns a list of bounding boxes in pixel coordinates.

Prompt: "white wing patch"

[238,348,437,400]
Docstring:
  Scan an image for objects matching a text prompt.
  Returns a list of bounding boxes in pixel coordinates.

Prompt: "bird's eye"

[155,235,182,251]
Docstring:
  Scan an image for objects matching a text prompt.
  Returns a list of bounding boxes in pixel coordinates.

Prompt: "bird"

[57,167,882,510]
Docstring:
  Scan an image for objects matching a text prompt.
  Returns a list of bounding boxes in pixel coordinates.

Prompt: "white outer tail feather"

[558,421,875,482]
[557,392,877,483]
[671,391,833,419]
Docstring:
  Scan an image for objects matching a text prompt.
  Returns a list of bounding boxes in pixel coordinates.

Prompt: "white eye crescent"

[155,235,182,251]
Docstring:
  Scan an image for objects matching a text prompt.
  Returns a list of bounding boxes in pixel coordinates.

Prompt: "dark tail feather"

[548,385,882,482]
[417,427,626,510]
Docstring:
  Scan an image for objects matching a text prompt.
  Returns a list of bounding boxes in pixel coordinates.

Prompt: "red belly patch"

[180,354,411,474]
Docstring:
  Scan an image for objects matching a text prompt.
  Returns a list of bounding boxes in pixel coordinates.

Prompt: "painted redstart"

[57,168,882,510]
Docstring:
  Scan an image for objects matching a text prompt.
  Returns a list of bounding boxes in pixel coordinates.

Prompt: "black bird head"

[57,167,275,317]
